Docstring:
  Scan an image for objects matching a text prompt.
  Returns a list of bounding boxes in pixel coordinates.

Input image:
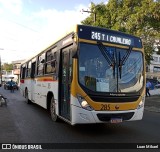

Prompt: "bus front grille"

[97,112,134,122]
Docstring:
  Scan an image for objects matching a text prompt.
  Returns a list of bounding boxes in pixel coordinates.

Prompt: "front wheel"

[50,97,58,122]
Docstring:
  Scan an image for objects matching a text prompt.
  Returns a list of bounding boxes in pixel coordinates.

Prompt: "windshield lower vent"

[97,112,134,121]
[89,94,140,103]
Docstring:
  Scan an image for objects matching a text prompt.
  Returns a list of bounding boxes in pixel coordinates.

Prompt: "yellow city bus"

[20,25,145,125]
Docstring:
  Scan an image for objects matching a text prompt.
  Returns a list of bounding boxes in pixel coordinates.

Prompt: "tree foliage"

[81,0,160,64]
[2,63,13,71]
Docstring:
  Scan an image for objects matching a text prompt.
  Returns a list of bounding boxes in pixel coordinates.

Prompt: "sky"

[0,0,107,63]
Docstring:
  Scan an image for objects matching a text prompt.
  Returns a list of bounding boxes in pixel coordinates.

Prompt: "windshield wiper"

[97,42,116,78]
[118,46,132,79]
[119,52,122,79]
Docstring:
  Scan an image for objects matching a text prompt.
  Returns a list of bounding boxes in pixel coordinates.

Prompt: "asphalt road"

[145,95,160,112]
[0,87,160,152]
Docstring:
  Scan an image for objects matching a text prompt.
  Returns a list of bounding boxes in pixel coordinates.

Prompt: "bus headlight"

[137,96,145,109]
[77,94,93,111]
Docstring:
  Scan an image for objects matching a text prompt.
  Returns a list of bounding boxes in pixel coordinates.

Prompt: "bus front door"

[59,48,72,120]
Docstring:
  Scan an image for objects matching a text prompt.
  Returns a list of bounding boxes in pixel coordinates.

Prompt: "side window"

[26,61,31,77]
[45,48,57,75]
[37,53,45,76]
[31,59,36,78]
[20,64,26,79]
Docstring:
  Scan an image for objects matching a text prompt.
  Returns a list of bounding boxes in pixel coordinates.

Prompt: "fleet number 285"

[100,104,110,110]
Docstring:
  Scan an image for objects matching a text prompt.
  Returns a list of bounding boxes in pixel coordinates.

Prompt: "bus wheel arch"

[47,92,53,111]
[47,92,58,122]
[25,87,31,104]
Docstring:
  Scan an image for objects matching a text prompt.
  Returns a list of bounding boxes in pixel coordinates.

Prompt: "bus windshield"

[78,43,144,93]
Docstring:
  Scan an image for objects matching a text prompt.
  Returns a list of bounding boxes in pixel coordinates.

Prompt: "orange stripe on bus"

[37,79,55,81]
[36,77,57,82]
[21,77,58,82]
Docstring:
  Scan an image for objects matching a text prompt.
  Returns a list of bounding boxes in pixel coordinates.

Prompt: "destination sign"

[91,31,134,46]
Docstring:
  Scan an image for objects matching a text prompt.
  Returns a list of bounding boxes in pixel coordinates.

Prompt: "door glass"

[60,49,72,120]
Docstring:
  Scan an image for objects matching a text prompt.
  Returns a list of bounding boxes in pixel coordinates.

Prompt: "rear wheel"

[50,97,58,122]
[25,89,31,104]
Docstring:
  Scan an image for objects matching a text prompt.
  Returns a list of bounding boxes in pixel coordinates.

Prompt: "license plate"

[110,118,122,123]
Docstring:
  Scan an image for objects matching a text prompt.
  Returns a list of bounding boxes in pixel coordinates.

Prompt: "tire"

[25,89,31,104]
[50,97,58,122]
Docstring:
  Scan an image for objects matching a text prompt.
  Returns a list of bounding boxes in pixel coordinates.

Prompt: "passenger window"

[45,48,57,75]
[21,64,26,79]
[26,61,31,77]
[37,53,45,76]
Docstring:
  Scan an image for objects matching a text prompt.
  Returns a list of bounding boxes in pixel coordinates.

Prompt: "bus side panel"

[34,78,58,109]
[19,79,31,101]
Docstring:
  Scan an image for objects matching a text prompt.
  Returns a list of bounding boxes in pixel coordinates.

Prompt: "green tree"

[2,63,13,71]
[81,0,160,64]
